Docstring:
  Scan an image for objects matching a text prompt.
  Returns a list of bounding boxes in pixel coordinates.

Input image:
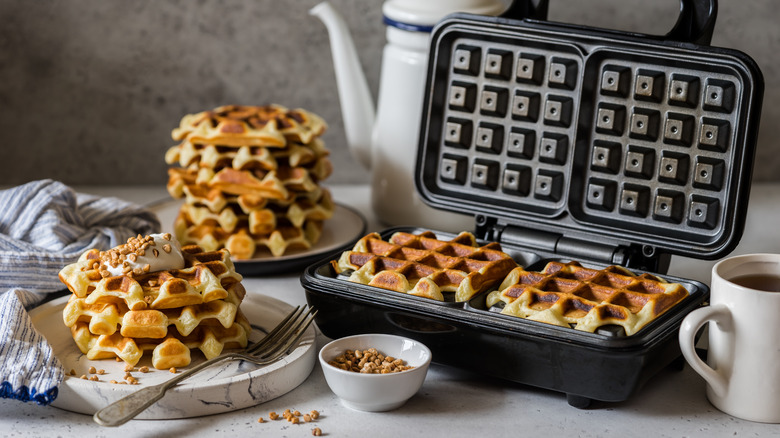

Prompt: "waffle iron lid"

[415,0,764,261]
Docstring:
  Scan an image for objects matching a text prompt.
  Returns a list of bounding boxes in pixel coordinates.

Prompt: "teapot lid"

[383,0,506,32]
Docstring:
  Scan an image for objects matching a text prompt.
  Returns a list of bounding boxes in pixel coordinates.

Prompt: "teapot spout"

[310,2,375,169]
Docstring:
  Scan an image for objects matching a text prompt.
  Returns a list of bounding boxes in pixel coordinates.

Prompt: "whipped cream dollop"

[98,233,185,277]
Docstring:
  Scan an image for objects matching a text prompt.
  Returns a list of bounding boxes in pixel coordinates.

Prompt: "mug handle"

[678,304,733,398]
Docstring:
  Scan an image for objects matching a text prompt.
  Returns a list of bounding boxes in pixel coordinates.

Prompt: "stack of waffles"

[486,261,689,336]
[332,230,518,302]
[165,104,334,259]
[58,233,251,369]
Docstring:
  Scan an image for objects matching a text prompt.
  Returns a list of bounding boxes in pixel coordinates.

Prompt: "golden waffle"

[62,282,243,338]
[69,310,252,369]
[171,104,327,146]
[167,164,331,203]
[176,189,334,234]
[332,231,518,302]
[167,179,325,216]
[58,245,244,311]
[487,261,689,336]
[175,218,323,259]
[165,138,330,171]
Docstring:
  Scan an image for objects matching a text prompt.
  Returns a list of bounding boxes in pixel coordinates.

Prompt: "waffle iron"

[302,0,764,407]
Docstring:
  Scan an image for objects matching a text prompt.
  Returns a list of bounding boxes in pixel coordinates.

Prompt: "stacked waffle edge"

[58,234,250,369]
[165,104,334,259]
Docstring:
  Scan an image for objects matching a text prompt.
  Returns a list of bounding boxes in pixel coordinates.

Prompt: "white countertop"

[3,183,780,437]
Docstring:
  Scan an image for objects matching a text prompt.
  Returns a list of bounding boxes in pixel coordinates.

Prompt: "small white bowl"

[319,334,432,412]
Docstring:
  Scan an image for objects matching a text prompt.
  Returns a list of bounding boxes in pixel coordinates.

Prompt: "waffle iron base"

[301,227,709,408]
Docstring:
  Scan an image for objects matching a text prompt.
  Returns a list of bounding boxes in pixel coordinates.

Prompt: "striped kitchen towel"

[0,179,160,405]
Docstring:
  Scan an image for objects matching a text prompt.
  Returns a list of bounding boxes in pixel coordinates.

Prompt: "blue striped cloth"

[0,180,160,405]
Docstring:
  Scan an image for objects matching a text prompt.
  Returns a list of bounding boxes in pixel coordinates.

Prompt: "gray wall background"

[1,0,777,187]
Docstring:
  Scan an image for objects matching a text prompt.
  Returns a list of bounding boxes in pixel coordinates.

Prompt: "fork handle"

[93,355,232,427]
[92,385,168,427]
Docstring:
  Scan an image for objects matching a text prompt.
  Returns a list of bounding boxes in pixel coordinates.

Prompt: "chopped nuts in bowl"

[319,334,432,412]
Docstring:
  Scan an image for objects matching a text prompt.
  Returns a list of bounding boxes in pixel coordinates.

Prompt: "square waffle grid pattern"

[435,37,583,215]
[482,260,689,336]
[332,231,518,302]
[423,28,751,250]
[578,49,742,240]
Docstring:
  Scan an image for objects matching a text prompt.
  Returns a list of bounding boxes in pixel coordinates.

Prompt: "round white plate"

[30,294,316,419]
[152,199,367,276]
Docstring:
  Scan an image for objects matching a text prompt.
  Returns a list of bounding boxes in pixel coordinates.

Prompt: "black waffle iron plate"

[302,0,763,407]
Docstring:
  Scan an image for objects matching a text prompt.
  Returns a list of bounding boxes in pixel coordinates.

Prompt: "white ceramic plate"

[152,199,367,276]
[30,294,316,419]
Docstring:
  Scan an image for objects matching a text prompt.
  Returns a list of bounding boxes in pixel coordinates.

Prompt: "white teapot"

[310,0,507,231]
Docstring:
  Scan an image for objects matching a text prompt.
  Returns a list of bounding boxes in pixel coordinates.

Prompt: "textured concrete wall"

[0,0,777,187]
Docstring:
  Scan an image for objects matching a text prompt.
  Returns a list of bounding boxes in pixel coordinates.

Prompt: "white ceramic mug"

[679,253,780,423]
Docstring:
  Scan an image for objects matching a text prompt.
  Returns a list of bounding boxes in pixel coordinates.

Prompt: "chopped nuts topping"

[94,233,179,278]
[312,427,323,436]
[328,348,413,374]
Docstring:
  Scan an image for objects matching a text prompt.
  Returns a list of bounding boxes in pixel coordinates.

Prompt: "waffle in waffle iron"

[332,231,518,302]
[486,261,689,336]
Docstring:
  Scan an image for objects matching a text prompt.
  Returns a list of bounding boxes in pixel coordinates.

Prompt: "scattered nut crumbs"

[88,366,97,374]
[328,348,413,374]
[124,364,134,372]
[139,366,150,373]
[264,408,322,430]
[169,367,177,374]
[313,427,322,436]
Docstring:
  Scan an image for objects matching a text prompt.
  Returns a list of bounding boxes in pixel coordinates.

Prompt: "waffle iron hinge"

[480,220,669,273]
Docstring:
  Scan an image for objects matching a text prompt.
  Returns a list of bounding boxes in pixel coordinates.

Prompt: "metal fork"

[93,305,317,427]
